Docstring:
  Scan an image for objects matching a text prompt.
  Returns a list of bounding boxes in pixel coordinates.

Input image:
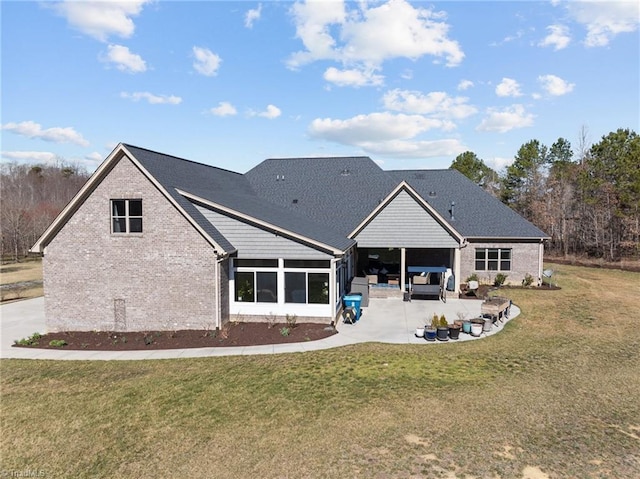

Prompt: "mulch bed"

[459,283,561,299]
[13,322,337,351]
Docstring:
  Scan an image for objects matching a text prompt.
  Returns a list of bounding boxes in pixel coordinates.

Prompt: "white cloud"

[567,1,639,47]
[310,112,455,144]
[245,4,262,28]
[85,151,104,162]
[101,44,146,73]
[257,104,281,119]
[192,46,221,76]
[358,138,467,159]
[288,0,464,84]
[210,102,237,117]
[51,0,151,42]
[539,24,571,50]
[1,151,59,164]
[486,156,514,172]
[538,74,575,96]
[1,121,89,146]
[495,78,522,97]
[382,89,477,119]
[323,67,384,87]
[120,91,182,104]
[457,79,473,91]
[476,104,534,133]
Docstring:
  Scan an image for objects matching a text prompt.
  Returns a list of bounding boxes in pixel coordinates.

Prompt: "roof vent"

[450,201,456,221]
[340,168,351,176]
[428,191,437,198]
[276,174,285,181]
[292,199,298,204]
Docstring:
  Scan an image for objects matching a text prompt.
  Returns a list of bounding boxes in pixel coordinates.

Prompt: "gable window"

[111,199,142,234]
[475,248,511,271]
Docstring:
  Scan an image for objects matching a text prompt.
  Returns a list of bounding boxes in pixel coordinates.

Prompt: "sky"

[1,0,639,174]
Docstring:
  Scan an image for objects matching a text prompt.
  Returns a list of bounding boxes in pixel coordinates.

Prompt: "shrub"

[466,273,479,283]
[522,273,534,287]
[265,312,277,329]
[13,332,42,347]
[430,313,439,328]
[494,273,508,287]
[143,334,154,345]
[280,327,290,337]
[286,314,297,329]
[439,314,448,327]
[49,339,67,348]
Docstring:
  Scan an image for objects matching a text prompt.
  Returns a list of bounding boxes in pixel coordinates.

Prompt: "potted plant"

[436,314,449,341]
[482,315,493,333]
[425,313,438,341]
[470,318,484,337]
[449,322,461,340]
[415,325,425,338]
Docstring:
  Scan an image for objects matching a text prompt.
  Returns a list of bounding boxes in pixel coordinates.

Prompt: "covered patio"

[336,297,519,344]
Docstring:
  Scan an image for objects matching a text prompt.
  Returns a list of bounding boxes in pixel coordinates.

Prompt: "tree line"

[450,128,640,261]
[1,163,90,261]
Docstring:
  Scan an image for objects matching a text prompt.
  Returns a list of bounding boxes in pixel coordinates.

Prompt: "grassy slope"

[1,264,639,478]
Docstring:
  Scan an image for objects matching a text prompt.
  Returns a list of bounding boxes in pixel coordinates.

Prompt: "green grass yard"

[1,264,639,478]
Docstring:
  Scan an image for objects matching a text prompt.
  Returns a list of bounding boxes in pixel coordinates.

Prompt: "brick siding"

[43,155,222,332]
[460,241,542,286]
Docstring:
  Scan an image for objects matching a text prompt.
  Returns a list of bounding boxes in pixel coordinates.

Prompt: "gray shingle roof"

[247,157,548,239]
[125,144,547,257]
[388,169,548,238]
[125,144,355,253]
[245,157,398,236]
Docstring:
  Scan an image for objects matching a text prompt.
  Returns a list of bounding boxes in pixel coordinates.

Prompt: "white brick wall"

[43,156,221,332]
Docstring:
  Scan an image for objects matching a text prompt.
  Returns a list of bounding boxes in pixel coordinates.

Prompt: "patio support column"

[400,247,406,291]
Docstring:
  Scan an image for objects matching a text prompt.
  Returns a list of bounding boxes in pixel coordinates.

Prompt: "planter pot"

[415,327,425,338]
[453,320,464,330]
[436,326,449,341]
[425,327,437,341]
[482,317,493,333]
[449,324,461,340]
[462,321,472,334]
[470,323,483,337]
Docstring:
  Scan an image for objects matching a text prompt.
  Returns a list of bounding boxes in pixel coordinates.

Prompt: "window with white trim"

[475,248,511,271]
[111,199,142,233]
[284,272,329,304]
[234,259,278,303]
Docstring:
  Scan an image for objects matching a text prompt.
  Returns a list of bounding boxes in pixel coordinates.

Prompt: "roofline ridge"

[263,156,373,161]
[123,143,244,177]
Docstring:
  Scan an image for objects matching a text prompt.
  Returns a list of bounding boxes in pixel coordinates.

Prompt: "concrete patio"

[0,296,519,360]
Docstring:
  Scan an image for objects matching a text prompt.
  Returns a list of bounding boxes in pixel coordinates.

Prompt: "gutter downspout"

[214,254,226,330]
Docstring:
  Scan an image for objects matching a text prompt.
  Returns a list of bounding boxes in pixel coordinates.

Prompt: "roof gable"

[351,182,462,247]
[31,144,233,254]
[388,169,549,239]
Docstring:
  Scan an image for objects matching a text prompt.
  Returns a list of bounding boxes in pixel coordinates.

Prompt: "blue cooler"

[342,293,363,321]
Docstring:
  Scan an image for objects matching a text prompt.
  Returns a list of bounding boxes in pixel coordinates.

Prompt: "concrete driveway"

[0,297,518,360]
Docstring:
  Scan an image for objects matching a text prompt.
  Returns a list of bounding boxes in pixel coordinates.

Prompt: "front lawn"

[1,263,639,478]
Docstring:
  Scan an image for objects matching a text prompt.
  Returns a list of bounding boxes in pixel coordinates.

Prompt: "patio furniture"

[408,266,446,303]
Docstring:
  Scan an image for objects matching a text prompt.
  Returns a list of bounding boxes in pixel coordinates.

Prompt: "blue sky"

[1,1,638,173]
